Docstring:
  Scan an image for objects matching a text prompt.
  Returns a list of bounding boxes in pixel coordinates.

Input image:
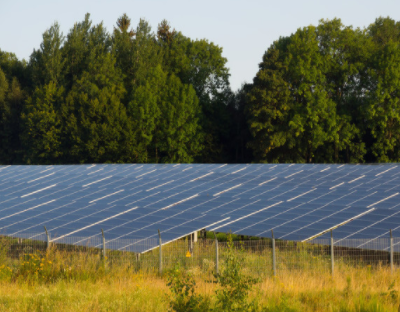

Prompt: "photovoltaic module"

[0,163,399,252]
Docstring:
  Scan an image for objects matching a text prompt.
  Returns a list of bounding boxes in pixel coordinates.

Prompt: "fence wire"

[0,234,398,279]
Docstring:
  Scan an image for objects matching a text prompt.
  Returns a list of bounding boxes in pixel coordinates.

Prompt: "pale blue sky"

[1,0,399,91]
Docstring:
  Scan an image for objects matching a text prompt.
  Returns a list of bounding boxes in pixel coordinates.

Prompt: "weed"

[214,234,259,312]
[380,280,399,303]
[344,276,352,298]
[166,264,210,312]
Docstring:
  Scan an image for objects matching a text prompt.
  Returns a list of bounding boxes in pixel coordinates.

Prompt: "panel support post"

[272,230,276,277]
[214,232,219,275]
[158,229,162,276]
[331,230,334,278]
[44,226,51,252]
[390,229,394,274]
[101,229,106,264]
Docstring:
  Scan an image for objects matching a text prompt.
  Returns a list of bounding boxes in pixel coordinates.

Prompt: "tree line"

[0,15,399,164]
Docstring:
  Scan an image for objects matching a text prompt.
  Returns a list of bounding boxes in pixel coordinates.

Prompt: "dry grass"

[0,273,168,312]
[256,267,400,311]
[0,239,400,311]
[1,268,399,312]
[0,266,399,311]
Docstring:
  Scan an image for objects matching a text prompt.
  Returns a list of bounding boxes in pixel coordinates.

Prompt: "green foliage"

[0,67,8,104]
[63,55,132,163]
[166,234,260,312]
[0,49,27,87]
[166,264,210,312]
[0,57,26,164]
[2,78,25,163]
[4,14,400,164]
[21,81,64,164]
[380,281,399,302]
[113,17,162,99]
[29,22,65,87]
[16,253,55,284]
[246,38,293,162]
[214,234,259,312]
[156,73,203,163]
[128,65,203,163]
[157,21,232,162]
[128,66,163,162]
[364,22,400,162]
[246,20,368,163]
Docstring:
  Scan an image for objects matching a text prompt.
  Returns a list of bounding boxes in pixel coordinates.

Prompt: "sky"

[1,0,400,91]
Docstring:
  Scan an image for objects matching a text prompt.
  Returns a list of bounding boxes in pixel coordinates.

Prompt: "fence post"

[330,230,334,278]
[44,226,51,252]
[272,230,276,276]
[101,229,106,265]
[390,229,394,274]
[158,229,162,275]
[214,232,219,275]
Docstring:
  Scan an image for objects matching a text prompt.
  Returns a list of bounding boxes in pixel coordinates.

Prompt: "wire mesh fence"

[0,232,398,280]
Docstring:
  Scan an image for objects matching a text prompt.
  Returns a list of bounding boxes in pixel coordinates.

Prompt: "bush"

[166,264,210,312]
[214,233,259,312]
[166,233,261,311]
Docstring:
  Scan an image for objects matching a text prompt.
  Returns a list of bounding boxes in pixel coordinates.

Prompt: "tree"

[365,41,400,162]
[0,50,27,88]
[0,68,9,164]
[1,78,25,163]
[63,72,132,163]
[368,17,400,46]
[362,17,400,162]
[246,21,372,163]
[224,84,253,163]
[62,13,110,92]
[113,16,161,105]
[21,82,63,164]
[313,19,369,162]
[246,38,294,162]
[157,22,231,162]
[29,22,65,88]
[155,73,203,163]
[127,66,163,162]
[128,65,203,163]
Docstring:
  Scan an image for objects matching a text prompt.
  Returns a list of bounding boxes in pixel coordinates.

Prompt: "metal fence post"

[158,229,162,275]
[272,230,276,276]
[101,229,106,264]
[44,226,51,252]
[390,229,394,274]
[331,230,334,278]
[214,232,219,275]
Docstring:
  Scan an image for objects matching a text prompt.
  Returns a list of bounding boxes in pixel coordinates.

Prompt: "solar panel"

[1,163,400,253]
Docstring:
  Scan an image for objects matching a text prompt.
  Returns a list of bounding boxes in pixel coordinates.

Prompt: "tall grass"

[0,236,399,311]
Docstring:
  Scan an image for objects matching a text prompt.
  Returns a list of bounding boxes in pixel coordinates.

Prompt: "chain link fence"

[0,231,398,280]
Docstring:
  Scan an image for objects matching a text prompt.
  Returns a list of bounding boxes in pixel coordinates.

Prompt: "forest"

[0,14,400,164]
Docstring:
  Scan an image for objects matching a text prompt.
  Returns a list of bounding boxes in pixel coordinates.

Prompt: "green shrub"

[214,234,259,312]
[166,264,210,312]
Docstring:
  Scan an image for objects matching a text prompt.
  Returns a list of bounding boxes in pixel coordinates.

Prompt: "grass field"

[0,237,399,311]
[0,266,399,311]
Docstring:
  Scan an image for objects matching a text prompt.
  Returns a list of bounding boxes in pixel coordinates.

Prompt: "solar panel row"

[0,163,399,252]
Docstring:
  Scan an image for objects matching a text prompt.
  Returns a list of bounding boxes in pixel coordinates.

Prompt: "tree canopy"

[246,17,400,163]
[1,15,400,164]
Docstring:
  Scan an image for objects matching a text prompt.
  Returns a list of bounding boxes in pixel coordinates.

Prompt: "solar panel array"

[0,163,399,252]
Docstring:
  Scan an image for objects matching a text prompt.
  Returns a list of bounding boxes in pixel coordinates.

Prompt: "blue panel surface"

[1,163,400,252]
